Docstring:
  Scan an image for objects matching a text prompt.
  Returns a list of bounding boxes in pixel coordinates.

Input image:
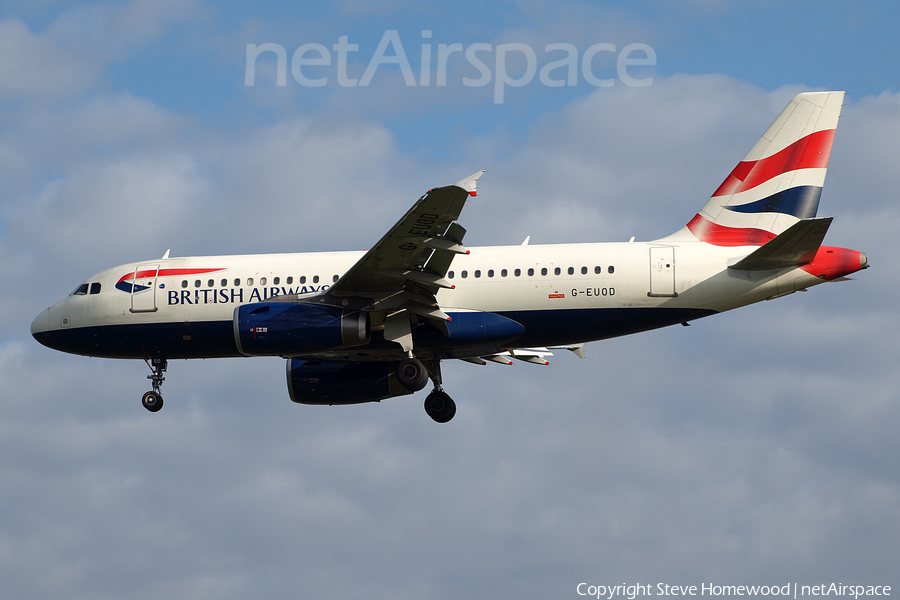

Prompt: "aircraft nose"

[31,309,52,337]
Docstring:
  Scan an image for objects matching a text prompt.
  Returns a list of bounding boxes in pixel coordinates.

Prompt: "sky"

[1,1,899,598]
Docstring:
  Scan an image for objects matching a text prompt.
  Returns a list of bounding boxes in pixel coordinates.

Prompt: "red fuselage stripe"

[117,268,226,284]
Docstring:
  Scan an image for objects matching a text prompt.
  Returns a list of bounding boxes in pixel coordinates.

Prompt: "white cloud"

[460,75,777,244]
[0,0,204,99]
[0,16,100,96]
[200,115,417,255]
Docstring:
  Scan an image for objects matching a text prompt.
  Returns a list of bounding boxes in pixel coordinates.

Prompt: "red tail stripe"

[712,129,836,198]
[686,214,776,247]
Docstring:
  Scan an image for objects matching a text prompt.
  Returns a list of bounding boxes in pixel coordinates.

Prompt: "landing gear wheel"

[142,356,167,413]
[424,390,456,423]
[396,357,429,392]
[142,390,164,412]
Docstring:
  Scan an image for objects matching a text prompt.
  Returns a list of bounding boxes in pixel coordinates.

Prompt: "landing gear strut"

[395,356,457,422]
[422,359,456,423]
[142,356,166,412]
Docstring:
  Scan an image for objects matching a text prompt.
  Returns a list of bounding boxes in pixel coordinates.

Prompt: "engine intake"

[234,302,369,356]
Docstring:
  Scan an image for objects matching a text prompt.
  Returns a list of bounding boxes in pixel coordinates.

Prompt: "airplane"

[31,91,868,423]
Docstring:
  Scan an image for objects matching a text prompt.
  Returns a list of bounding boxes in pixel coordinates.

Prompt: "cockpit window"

[89,282,101,295]
[70,283,89,296]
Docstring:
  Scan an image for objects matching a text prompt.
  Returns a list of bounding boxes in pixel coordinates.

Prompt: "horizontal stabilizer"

[729,217,832,271]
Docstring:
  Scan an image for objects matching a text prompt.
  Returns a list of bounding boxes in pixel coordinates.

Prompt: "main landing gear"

[396,356,457,423]
[424,390,456,424]
[141,356,167,412]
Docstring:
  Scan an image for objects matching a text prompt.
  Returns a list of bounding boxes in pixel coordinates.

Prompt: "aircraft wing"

[322,171,484,348]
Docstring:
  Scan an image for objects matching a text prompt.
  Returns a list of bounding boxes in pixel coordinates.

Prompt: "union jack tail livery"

[674,91,844,246]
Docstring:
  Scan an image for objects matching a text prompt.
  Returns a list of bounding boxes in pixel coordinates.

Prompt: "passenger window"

[554,267,561,275]
[567,267,574,275]
[247,278,254,286]
[474,270,481,278]
[313,275,319,283]
[527,268,534,276]
[286,276,293,284]
[488,269,494,277]
[194,280,201,288]
[260,277,267,286]
[461,270,468,278]
[221,279,227,287]
[581,266,588,275]
[182,280,188,289]
[608,266,615,274]
[448,271,454,279]
[501,269,507,277]
[541,268,548,276]
[300,276,306,284]
[333,274,339,282]
[594,266,602,274]
[207,279,214,287]
[274,277,280,285]
[515,268,521,277]
[234,278,240,286]
[90,282,101,295]
[71,283,89,296]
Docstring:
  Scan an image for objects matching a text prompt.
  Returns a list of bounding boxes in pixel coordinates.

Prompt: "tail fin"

[667,91,845,246]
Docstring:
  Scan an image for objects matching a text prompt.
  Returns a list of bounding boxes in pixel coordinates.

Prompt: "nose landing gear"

[142,356,166,412]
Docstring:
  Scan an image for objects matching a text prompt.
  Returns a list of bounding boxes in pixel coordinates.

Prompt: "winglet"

[454,170,485,197]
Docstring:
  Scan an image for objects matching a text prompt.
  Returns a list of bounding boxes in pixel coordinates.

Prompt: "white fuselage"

[31,238,830,361]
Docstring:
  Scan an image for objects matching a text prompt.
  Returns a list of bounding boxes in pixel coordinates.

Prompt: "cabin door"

[648,247,677,297]
[130,264,159,313]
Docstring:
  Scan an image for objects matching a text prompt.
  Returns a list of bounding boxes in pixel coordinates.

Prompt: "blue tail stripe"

[724,185,821,219]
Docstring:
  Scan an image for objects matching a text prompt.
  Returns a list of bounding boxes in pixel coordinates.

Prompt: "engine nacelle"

[234,302,369,356]
[286,359,414,405]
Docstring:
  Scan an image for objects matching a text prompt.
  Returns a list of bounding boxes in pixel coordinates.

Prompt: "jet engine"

[234,302,369,356]
[286,359,414,405]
